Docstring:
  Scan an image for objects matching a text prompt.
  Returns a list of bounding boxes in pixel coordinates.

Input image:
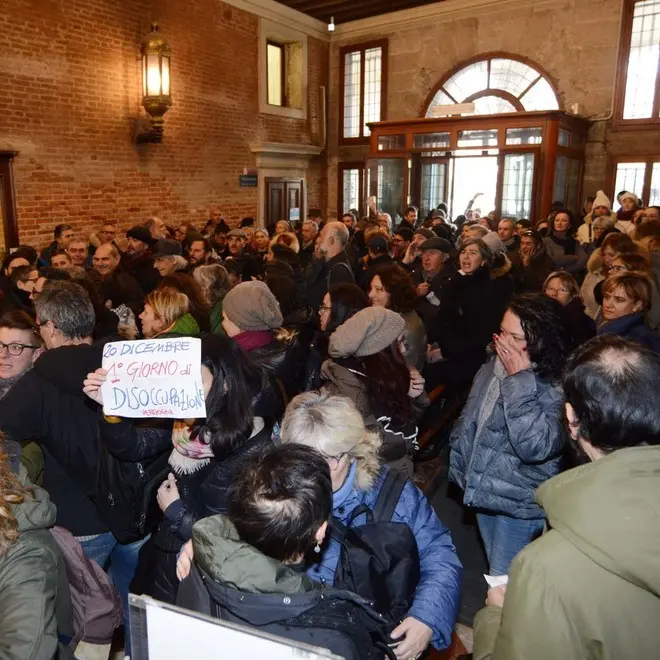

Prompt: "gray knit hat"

[223,280,283,331]
[329,307,405,358]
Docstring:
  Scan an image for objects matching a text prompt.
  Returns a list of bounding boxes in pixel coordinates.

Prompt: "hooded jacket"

[0,478,74,660]
[176,515,389,660]
[0,342,107,536]
[473,445,660,660]
[449,357,565,519]
[511,245,555,294]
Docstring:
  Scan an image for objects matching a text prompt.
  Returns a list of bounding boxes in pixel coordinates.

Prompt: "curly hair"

[371,264,417,314]
[0,448,31,556]
[507,293,572,382]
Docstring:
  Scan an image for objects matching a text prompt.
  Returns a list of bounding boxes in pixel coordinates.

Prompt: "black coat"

[100,416,272,603]
[123,252,161,295]
[430,266,513,389]
[306,251,355,310]
[512,247,555,293]
[0,342,108,536]
[561,297,596,348]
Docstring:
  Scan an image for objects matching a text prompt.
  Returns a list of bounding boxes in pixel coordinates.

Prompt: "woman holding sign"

[83,333,272,603]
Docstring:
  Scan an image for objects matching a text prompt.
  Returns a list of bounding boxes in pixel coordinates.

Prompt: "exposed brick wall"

[0,0,328,249]
[326,0,660,221]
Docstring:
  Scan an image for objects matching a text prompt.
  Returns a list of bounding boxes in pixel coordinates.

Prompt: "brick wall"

[0,0,328,249]
[326,0,660,220]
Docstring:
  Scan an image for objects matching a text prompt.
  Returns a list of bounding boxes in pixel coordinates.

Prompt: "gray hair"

[35,281,95,340]
[157,255,188,272]
[193,264,230,307]
[302,220,319,233]
[280,391,381,491]
[467,224,489,238]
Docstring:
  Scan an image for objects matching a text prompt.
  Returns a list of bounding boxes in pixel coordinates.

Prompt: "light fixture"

[137,22,172,144]
[328,16,335,32]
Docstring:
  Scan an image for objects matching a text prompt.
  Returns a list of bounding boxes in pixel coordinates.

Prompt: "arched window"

[425,55,559,117]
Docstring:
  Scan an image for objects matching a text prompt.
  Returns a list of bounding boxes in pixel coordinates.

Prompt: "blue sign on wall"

[239,174,258,187]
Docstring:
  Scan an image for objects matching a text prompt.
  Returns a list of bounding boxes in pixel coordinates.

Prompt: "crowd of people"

[0,196,656,659]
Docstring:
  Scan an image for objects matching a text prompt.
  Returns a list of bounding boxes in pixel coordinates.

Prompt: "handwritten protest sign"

[101,338,206,419]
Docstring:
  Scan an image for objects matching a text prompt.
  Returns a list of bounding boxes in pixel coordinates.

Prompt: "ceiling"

[276,0,444,25]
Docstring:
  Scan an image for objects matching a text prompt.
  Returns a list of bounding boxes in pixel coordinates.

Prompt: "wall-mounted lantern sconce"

[137,23,172,144]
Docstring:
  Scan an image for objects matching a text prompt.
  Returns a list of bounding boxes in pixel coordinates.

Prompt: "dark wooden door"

[266,178,304,229]
[0,153,19,252]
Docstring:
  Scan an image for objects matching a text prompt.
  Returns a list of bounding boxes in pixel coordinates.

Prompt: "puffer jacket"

[178,516,390,660]
[473,445,660,660]
[0,477,74,660]
[306,466,462,650]
[449,358,565,519]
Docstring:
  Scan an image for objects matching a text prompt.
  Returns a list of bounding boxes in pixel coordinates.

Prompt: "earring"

[313,541,321,553]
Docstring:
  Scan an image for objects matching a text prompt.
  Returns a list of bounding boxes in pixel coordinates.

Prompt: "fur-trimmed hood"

[490,254,512,280]
[586,247,605,275]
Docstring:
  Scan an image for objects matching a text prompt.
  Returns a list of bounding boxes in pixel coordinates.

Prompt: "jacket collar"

[599,312,645,336]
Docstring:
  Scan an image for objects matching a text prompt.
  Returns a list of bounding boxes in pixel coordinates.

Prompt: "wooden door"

[265,178,304,229]
[0,153,18,253]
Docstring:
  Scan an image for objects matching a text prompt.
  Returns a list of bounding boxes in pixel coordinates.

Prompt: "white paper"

[145,600,341,659]
[484,574,509,588]
[101,338,206,419]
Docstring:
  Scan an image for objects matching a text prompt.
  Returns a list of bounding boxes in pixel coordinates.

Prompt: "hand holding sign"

[83,368,108,406]
[98,338,206,419]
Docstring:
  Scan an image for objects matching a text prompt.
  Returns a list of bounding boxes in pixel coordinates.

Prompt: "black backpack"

[330,469,420,621]
[94,437,170,544]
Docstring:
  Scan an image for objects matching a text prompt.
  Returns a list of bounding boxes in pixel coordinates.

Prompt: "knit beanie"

[592,190,611,211]
[619,191,639,206]
[329,307,405,358]
[223,280,283,331]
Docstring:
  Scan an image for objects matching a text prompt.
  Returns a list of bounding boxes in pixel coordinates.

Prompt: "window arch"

[425,54,560,117]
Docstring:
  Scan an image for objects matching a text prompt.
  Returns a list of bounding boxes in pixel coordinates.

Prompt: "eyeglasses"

[0,341,40,356]
[608,264,627,272]
[318,304,331,314]
[545,286,570,295]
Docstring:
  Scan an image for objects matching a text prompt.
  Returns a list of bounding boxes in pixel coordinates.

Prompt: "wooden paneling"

[277,0,444,24]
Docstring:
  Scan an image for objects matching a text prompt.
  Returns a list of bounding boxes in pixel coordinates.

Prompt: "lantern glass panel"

[146,53,161,96]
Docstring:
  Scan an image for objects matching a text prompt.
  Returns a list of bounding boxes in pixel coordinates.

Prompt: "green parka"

[473,445,660,660]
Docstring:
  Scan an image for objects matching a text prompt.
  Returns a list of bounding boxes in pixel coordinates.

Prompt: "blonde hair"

[0,447,30,556]
[280,391,381,491]
[145,287,190,328]
[270,232,300,254]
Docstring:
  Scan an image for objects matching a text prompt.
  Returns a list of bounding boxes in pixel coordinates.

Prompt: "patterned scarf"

[169,420,214,475]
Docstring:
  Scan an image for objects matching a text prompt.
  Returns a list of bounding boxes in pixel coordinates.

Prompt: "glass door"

[419,157,448,221]
[365,158,406,222]
[499,151,536,219]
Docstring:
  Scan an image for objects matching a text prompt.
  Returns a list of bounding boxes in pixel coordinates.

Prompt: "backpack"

[95,437,170,544]
[50,526,122,646]
[330,469,420,621]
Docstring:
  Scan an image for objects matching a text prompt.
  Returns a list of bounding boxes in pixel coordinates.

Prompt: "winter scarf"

[169,420,214,475]
[233,329,273,352]
[549,231,577,256]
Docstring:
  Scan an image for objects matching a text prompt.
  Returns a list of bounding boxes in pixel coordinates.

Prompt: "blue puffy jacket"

[306,466,462,650]
[449,358,565,519]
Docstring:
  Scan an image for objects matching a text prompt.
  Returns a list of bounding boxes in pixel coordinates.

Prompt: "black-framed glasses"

[318,304,331,314]
[323,452,346,469]
[0,341,40,356]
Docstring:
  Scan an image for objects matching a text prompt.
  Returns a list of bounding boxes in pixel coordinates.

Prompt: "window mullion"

[359,48,366,139]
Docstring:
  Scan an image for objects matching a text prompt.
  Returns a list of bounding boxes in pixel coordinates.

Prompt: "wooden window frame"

[338,162,365,217]
[266,40,287,108]
[606,154,660,203]
[339,39,388,145]
[0,152,19,250]
[613,0,660,130]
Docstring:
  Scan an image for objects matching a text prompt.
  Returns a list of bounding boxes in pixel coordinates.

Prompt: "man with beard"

[186,233,218,269]
[124,225,160,294]
[474,335,660,659]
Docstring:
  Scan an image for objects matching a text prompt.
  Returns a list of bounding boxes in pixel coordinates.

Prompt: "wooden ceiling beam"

[328,0,439,23]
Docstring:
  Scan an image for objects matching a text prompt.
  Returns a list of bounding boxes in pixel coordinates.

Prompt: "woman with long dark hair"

[321,307,426,470]
[450,293,571,575]
[83,333,271,603]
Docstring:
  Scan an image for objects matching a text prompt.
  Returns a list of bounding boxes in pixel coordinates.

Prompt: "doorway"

[451,155,498,220]
[0,153,18,255]
[265,178,304,230]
